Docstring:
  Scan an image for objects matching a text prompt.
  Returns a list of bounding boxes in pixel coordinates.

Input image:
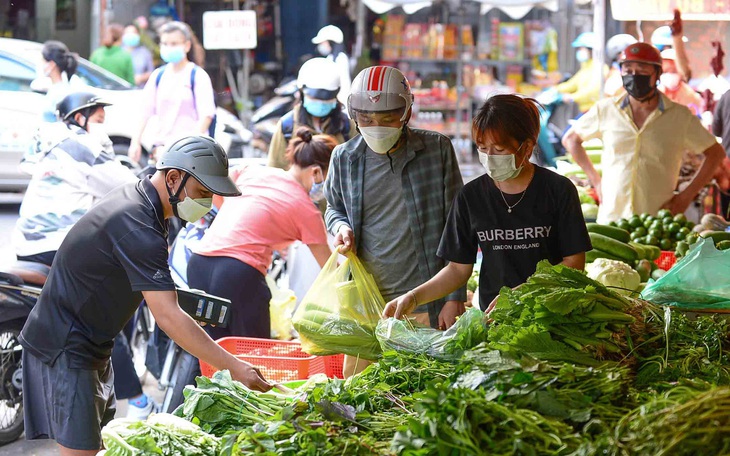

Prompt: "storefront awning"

[362,0,558,19]
[610,0,730,21]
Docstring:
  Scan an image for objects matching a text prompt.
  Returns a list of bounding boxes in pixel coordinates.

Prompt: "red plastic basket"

[199,337,344,382]
[654,251,677,271]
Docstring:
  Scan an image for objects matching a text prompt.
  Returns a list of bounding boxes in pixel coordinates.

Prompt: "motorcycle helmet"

[57,91,112,123]
[651,25,688,49]
[348,66,414,122]
[571,32,595,49]
[619,42,662,69]
[297,57,340,100]
[606,34,638,62]
[156,135,241,197]
[311,25,344,44]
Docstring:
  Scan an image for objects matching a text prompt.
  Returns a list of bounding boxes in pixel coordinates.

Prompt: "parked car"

[0,38,251,192]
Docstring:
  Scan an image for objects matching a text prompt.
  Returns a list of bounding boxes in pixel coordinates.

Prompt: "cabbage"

[585,259,641,295]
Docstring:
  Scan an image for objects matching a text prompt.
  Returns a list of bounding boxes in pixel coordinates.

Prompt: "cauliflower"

[585,259,641,295]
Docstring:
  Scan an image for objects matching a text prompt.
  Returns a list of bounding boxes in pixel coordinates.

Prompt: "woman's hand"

[382,292,418,320]
[438,300,465,329]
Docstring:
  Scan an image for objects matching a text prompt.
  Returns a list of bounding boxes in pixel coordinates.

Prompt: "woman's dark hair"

[102,23,124,47]
[286,127,337,172]
[472,94,541,147]
[295,100,346,137]
[42,40,78,78]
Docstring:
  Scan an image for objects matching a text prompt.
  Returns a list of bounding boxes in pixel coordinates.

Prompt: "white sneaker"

[126,397,156,421]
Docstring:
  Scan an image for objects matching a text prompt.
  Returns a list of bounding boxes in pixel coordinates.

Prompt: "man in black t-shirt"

[19,136,271,455]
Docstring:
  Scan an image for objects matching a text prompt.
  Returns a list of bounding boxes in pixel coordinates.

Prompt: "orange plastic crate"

[199,337,344,382]
[654,250,677,271]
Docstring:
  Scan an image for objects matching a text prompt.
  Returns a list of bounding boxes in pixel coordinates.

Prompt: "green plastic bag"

[375,307,488,360]
[292,250,385,360]
[641,238,730,311]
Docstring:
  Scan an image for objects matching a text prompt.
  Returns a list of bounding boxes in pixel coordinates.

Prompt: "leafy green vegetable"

[175,370,296,436]
[487,261,636,365]
[102,414,220,456]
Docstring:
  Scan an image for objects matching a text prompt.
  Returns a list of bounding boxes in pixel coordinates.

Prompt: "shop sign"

[611,0,730,20]
[202,10,257,50]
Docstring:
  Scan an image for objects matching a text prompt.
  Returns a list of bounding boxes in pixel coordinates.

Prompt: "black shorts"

[23,350,116,450]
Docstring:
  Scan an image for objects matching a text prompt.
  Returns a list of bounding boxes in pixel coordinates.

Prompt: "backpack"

[281,110,351,142]
[155,64,217,138]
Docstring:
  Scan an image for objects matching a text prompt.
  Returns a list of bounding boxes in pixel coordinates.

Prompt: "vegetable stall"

[98,237,730,455]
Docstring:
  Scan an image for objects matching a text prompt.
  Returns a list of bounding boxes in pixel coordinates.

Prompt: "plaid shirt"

[324,128,466,326]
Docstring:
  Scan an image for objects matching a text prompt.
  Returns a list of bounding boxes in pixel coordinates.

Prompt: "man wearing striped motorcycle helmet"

[324,66,467,375]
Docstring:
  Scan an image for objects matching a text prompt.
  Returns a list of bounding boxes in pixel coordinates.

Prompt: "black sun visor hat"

[156,135,241,197]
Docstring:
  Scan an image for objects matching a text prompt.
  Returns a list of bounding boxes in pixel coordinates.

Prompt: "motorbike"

[249,78,298,156]
[0,261,48,444]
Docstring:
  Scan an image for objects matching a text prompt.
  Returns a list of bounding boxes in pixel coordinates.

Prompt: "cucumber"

[699,231,730,244]
[644,245,661,261]
[586,249,625,263]
[634,260,652,282]
[628,242,649,260]
[589,232,638,262]
[586,223,631,243]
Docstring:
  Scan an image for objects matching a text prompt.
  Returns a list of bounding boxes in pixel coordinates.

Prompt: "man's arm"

[143,290,271,391]
[563,127,603,200]
[323,146,352,236]
[662,143,725,214]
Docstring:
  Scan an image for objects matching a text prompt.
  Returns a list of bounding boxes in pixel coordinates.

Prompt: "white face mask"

[478,147,526,182]
[576,48,590,63]
[359,126,402,154]
[660,72,681,91]
[85,122,112,148]
[317,42,332,56]
[176,188,213,223]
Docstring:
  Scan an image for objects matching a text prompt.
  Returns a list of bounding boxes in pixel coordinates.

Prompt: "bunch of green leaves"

[306,351,455,414]
[612,384,730,456]
[219,393,403,455]
[101,413,220,456]
[453,346,633,429]
[175,370,297,436]
[488,261,635,367]
[633,306,730,386]
[391,383,583,455]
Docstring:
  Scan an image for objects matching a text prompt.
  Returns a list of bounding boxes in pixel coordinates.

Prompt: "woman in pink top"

[189,128,335,339]
[128,21,216,164]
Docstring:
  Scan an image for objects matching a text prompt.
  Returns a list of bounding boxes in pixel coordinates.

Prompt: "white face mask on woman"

[478,143,526,182]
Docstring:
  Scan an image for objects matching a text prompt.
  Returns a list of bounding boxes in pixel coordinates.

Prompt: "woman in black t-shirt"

[383,94,591,316]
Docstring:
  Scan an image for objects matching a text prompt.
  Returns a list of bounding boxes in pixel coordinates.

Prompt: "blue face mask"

[122,33,141,48]
[309,180,325,202]
[160,45,186,64]
[303,98,337,118]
